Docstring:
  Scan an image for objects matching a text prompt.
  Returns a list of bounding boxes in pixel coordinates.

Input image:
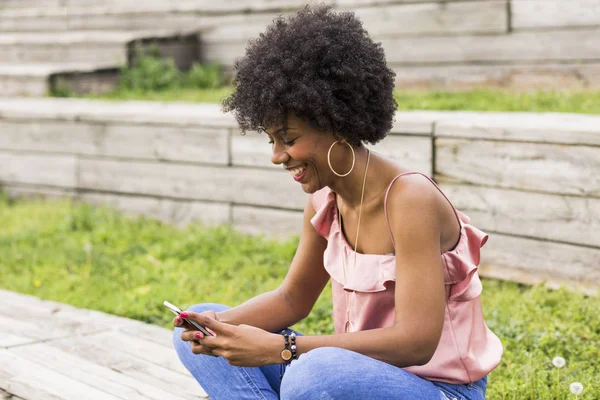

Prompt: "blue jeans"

[173,303,487,400]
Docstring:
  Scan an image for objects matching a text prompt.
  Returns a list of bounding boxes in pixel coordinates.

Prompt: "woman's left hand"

[179,311,281,367]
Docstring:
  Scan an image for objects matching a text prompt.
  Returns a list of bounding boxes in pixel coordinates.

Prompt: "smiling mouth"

[288,165,307,181]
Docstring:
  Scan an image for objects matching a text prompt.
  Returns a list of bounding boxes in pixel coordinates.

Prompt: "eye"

[268,139,274,145]
[283,139,296,146]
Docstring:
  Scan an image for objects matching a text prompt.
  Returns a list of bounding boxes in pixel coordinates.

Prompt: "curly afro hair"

[222,5,397,146]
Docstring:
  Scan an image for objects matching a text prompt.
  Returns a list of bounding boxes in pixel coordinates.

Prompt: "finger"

[181,330,205,342]
[184,311,232,335]
[190,340,213,356]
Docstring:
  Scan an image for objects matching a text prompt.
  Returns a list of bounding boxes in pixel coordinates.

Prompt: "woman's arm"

[214,197,330,332]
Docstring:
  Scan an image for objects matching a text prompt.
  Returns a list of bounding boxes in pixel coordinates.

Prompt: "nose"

[271,142,290,165]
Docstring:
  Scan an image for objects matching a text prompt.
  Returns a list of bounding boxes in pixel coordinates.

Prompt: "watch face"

[281,349,292,361]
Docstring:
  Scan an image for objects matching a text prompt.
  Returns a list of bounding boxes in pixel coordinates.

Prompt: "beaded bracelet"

[279,331,297,379]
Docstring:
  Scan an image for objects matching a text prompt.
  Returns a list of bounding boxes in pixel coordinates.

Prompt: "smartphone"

[164,300,214,337]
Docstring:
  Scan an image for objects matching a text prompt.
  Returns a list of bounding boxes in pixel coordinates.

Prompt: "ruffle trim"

[310,188,489,298]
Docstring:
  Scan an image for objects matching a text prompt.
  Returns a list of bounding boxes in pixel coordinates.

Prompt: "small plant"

[184,63,224,89]
[119,47,182,92]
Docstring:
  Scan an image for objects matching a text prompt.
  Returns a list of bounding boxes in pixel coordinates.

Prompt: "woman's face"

[264,114,339,194]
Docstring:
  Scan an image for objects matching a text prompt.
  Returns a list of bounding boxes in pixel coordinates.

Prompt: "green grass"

[1,194,598,399]
[82,87,600,114]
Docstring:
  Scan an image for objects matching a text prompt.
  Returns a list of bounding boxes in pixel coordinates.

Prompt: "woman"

[173,5,502,399]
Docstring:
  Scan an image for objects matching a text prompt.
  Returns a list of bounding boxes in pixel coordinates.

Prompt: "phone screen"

[164,301,214,336]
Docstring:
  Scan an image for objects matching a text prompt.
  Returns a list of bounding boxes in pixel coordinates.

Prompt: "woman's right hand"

[173,310,218,356]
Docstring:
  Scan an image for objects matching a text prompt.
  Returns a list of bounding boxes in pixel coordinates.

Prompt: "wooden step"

[0,31,198,68]
[0,63,118,97]
[0,289,208,400]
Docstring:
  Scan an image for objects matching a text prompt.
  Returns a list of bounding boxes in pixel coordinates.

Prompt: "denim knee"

[280,347,346,399]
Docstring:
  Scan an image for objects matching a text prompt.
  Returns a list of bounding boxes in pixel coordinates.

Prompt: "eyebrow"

[273,127,296,136]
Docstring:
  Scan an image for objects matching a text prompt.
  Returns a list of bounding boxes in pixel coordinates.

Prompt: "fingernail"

[207,328,215,335]
[176,317,182,324]
[195,332,201,339]
[180,312,189,318]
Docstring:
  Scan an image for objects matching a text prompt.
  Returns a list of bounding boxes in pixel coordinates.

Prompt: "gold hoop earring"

[327,140,355,177]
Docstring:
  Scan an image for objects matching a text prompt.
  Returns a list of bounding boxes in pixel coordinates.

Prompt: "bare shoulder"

[385,172,459,252]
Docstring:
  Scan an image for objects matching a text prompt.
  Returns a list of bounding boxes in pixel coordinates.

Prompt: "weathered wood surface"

[351,1,507,36]
[80,192,231,227]
[232,205,303,237]
[0,184,76,200]
[512,0,600,30]
[0,289,208,400]
[0,98,235,128]
[436,139,600,198]
[393,63,600,90]
[1,387,25,400]
[381,29,600,64]
[78,158,308,210]
[207,28,600,67]
[338,0,493,6]
[0,120,229,166]
[198,1,506,45]
[480,234,600,296]
[0,151,77,189]
[440,182,600,248]
[435,112,600,146]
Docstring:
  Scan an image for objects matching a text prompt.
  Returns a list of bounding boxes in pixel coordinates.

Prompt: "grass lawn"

[1,194,598,399]
[84,87,600,114]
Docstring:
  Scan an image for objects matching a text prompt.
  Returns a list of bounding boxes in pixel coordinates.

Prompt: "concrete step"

[0,31,198,68]
[0,63,118,97]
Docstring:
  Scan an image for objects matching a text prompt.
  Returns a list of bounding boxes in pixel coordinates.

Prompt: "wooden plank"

[13,343,194,400]
[0,120,229,166]
[0,331,37,349]
[232,205,303,237]
[392,62,600,90]
[0,98,236,128]
[88,330,190,376]
[353,1,507,37]
[230,131,275,169]
[198,13,281,43]
[0,307,108,346]
[79,192,230,227]
[0,151,77,189]
[439,183,600,248]
[338,0,491,6]
[198,1,506,43]
[381,28,600,64]
[0,184,75,200]
[435,139,600,198]
[0,350,119,400]
[0,120,229,165]
[369,135,432,176]
[49,335,207,399]
[0,289,174,349]
[512,0,600,30]
[480,234,600,296]
[0,387,25,400]
[434,112,600,146]
[78,158,308,210]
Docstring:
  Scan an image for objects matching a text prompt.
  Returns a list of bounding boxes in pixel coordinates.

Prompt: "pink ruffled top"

[310,172,503,384]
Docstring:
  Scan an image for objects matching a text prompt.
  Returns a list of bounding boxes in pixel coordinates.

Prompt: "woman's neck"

[329,147,374,210]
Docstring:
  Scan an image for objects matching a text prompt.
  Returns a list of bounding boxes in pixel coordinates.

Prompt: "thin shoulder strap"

[384,172,462,247]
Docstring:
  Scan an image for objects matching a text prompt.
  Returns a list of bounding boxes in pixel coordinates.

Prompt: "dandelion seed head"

[552,356,565,368]
[570,382,583,395]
